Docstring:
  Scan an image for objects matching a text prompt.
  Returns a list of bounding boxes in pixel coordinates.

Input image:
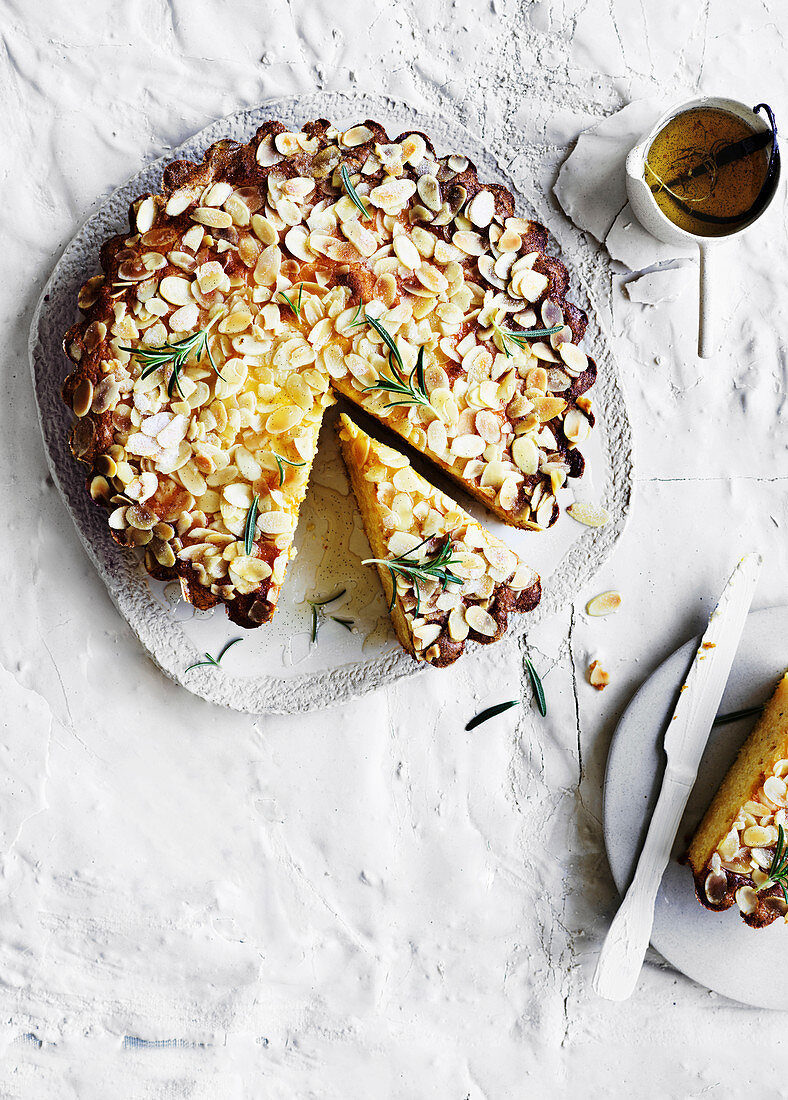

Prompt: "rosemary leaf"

[243,495,259,556]
[122,324,223,398]
[340,164,372,220]
[363,536,462,615]
[362,346,430,410]
[492,321,563,358]
[311,587,347,606]
[366,315,404,371]
[712,704,764,727]
[525,656,547,717]
[465,699,520,731]
[308,589,348,644]
[767,825,788,904]
[278,283,304,319]
[273,453,307,487]
[331,616,355,631]
[186,637,242,672]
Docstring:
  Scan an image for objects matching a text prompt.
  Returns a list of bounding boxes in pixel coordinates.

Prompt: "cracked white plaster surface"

[2,0,788,1095]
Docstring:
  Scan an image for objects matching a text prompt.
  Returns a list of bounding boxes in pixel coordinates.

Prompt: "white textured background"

[2,1,788,1096]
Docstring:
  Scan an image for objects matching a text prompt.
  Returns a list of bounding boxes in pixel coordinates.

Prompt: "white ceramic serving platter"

[30,90,632,713]
[604,605,788,1009]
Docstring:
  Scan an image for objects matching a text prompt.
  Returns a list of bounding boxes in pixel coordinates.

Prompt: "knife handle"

[592,767,692,1001]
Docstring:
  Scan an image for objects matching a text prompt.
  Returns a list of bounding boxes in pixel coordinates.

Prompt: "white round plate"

[30,90,632,713]
[604,605,788,1009]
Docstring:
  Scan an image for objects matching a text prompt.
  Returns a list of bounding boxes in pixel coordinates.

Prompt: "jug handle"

[698,242,718,359]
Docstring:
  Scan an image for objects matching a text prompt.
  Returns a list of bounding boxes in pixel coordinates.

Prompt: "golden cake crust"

[62,116,596,627]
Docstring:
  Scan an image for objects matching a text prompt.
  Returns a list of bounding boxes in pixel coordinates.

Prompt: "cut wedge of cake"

[62,116,595,626]
[688,672,788,927]
[337,414,541,666]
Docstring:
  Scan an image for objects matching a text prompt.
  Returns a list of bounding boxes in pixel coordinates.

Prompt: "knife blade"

[592,552,762,1002]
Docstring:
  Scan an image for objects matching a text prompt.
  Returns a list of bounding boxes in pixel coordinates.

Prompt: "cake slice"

[337,414,541,666]
[688,672,788,927]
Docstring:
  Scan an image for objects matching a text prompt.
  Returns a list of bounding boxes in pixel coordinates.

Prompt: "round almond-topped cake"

[62,117,596,630]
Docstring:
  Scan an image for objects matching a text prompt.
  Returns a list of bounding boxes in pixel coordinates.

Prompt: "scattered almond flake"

[588,660,610,691]
[585,590,622,617]
[567,502,610,528]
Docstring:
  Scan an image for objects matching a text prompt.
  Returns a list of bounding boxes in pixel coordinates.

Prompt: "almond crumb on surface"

[585,590,622,617]
[588,659,610,690]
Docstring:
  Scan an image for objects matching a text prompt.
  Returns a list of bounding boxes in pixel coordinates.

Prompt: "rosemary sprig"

[363,535,463,614]
[766,825,788,904]
[362,345,431,410]
[243,495,259,555]
[349,305,411,382]
[525,656,547,717]
[340,163,372,220]
[185,638,242,672]
[465,699,520,731]
[308,588,348,644]
[349,299,366,328]
[492,321,563,359]
[365,315,404,371]
[278,283,304,319]
[713,704,764,727]
[273,453,307,487]
[122,324,222,398]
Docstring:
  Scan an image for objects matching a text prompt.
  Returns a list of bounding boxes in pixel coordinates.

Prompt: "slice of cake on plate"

[688,672,788,927]
[337,414,540,667]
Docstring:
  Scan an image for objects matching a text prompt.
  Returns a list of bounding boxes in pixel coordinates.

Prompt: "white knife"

[592,552,762,1002]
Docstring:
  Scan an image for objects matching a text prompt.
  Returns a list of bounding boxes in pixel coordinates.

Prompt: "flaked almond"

[166,188,194,216]
[72,377,94,418]
[159,276,193,306]
[511,435,538,475]
[466,190,495,228]
[735,885,758,916]
[136,196,156,233]
[563,408,590,444]
[369,178,417,210]
[560,342,588,376]
[588,660,609,690]
[451,434,486,459]
[718,829,740,862]
[452,230,486,256]
[412,622,442,650]
[764,776,788,807]
[585,591,622,617]
[567,502,610,528]
[464,604,498,637]
[341,125,374,147]
[191,207,233,229]
[511,268,549,302]
[532,396,567,422]
[448,607,470,642]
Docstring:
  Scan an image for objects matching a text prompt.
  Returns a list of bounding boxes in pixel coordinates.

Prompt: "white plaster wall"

[1,1,787,1095]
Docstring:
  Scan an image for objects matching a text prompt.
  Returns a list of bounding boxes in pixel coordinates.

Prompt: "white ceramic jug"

[625,96,779,359]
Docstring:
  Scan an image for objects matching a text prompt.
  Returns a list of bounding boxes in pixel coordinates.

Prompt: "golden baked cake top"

[688,672,788,928]
[337,414,540,667]
[62,116,595,627]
